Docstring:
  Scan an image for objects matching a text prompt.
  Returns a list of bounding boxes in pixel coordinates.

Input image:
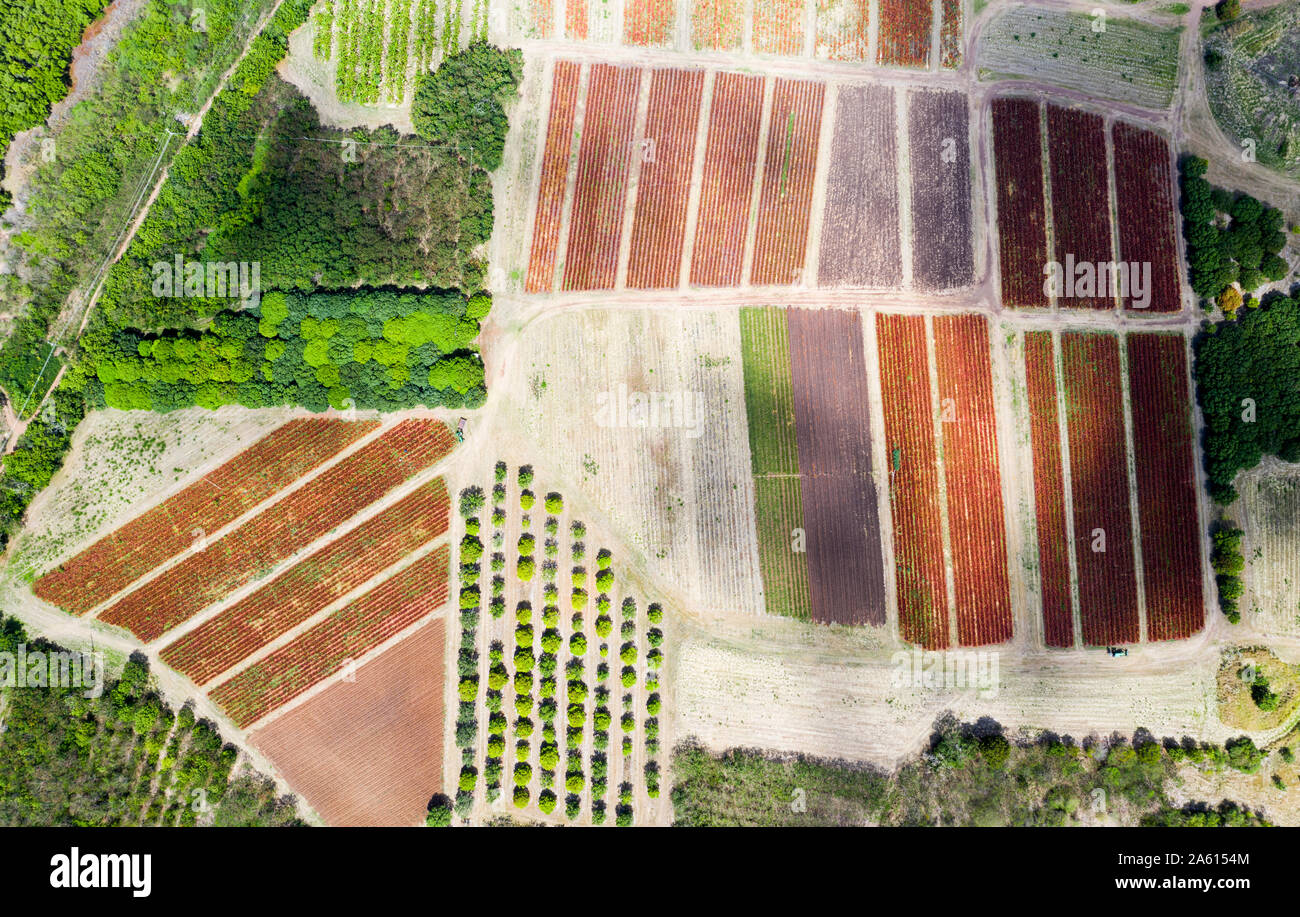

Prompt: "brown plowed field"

[1047,106,1115,310]
[99,420,453,642]
[1127,334,1204,641]
[934,314,1012,646]
[210,544,450,729]
[1061,332,1139,644]
[909,90,973,291]
[249,620,445,827]
[33,418,378,615]
[1113,122,1183,313]
[690,72,765,286]
[525,61,581,294]
[160,479,451,686]
[751,78,825,287]
[876,313,949,648]
[561,63,641,291]
[817,84,901,288]
[1024,331,1074,648]
[626,68,705,289]
[787,309,886,625]
[991,97,1049,308]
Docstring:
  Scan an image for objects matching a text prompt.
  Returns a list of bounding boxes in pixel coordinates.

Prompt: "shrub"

[566,795,581,820]
[647,649,663,669]
[566,773,584,793]
[459,586,480,610]
[545,492,563,513]
[520,489,535,510]
[492,507,506,527]
[492,483,506,503]
[647,603,663,624]
[459,487,485,517]
[518,533,536,554]
[596,570,614,592]
[545,516,558,535]
[488,712,507,735]
[495,461,507,482]
[513,786,530,808]
[567,680,589,704]
[517,556,535,581]
[540,744,560,770]
[620,643,637,665]
[1226,736,1264,773]
[570,633,588,656]
[514,761,533,785]
[571,521,586,538]
[426,795,454,827]
[622,667,637,688]
[515,624,534,647]
[541,628,562,654]
[595,615,613,638]
[515,717,534,739]
[1281,747,1295,764]
[621,712,635,733]
[567,704,586,729]
[518,465,534,488]
[487,665,508,691]
[543,605,560,628]
[457,678,479,702]
[646,693,661,716]
[465,518,480,536]
[597,549,612,569]
[489,597,505,618]
[572,588,589,611]
[572,567,587,588]
[458,766,478,792]
[514,694,534,717]
[538,789,557,813]
[647,628,663,648]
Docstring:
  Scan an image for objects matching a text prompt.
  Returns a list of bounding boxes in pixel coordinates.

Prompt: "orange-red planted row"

[626,68,705,289]
[561,63,641,291]
[624,0,676,46]
[34,418,379,616]
[1061,332,1139,644]
[1024,331,1074,648]
[160,479,451,685]
[525,61,580,294]
[876,313,949,649]
[877,0,933,67]
[934,314,1012,646]
[211,544,451,729]
[99,420,454,642]
[1047,106,1114,310]
[691,71,765,287]
[751,78,825,287]
[1127,334,1205,640]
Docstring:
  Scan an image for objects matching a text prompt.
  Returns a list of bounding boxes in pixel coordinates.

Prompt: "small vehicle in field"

[1105,646,1128,657]
[455,417,467,442]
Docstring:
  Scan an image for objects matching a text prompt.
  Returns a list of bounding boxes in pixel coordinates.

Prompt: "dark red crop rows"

[1127,334,1204,640]
[34,419,378,615]
[525,61,580,294]
[1061,332,1138,644]
[991,97,1049,308]
[691,72,765,286]
[160,479,450,685]
[211,544,450,729]
[1112,122,1182,313]
[934,314,1012,646]
[99,420,454,642]
[1047,106,1115,310]
[626,68,705,289]
[561,63,641,291]
[1023,331,1073,647]
[877,313,949,649]
[751,79,825,286]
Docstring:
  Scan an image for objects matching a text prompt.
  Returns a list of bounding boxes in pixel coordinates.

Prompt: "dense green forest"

[0,0,107,213]
[0,614,302,826]
[1179,156,1291,306]
[671,723,1273,827]
[0,0,301,407]
[1192,293,1300,503]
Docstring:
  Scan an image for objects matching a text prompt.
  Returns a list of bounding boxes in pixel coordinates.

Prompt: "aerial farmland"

[1,0,1300,848]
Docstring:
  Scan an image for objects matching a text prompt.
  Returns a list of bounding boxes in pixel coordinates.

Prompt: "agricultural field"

[452,464,666,823]
[815,0,870,61]
[1112,122,1182,313]
[990,97,1049,309]
[976,5,1183,110]
[908,89,974,291]
[877,0,932,68]
[1237,469,1300,639]
[1046,107,1114,310]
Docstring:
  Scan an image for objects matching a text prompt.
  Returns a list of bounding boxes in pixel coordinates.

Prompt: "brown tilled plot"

[690,72,765,286]
[787,309,885,625]
[817,84,901,288]
[908,90,973,291]
[627,68,706,289]
[1047,106,1115,310]
[249,620,446,827]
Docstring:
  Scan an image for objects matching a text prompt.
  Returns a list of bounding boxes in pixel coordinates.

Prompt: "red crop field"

[878,0,933,68]
[1047,106,1115,310]
[787,309,886,625]
[817,84,900,287]
[565,0,589,39]
[1127,334,1204,641]
[561,64,641,291]
[691,0,744,49]
[99,420,454,642]
[940,0,962,69]
[624,0,676,45]
[877,313,949,649]
[690,72,764,286]
[753,0,807,56]
[750,78,825,287]
[160,479,451,685]
[250,620,446,827]
[526,0,554,37]
[1061,332,1138,645]
[1112,122,1182,313]
[34,419,378,615]
[909,90,973,291]
[525,61,580,294]
[991,97,1049,308]
[934,314,1012,646]
[211,545,450,729]
[1023,331,1073,648]
[815,0,869,61]
[626,68,705,289]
